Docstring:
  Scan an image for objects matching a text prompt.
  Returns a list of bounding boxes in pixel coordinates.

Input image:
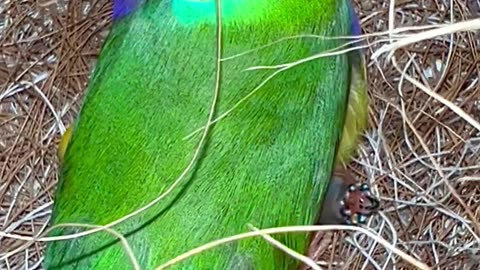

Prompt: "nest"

[1,0,479,269]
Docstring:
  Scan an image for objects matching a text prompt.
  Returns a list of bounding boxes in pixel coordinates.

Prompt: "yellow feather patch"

[58,126,73,161]
[335,59,368,167]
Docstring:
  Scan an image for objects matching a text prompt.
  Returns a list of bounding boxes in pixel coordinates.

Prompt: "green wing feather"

[45,0,354,269]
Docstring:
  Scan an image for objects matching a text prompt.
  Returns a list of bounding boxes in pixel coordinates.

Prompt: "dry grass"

[1,0,479,269]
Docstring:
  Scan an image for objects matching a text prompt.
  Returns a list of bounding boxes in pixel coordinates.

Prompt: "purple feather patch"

[113,0,142,20]
[348,2,362,36]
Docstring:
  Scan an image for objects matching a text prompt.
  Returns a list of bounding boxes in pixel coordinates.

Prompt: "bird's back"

[45,0,354,269]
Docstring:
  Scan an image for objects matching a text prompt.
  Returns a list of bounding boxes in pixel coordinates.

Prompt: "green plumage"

[45,0,355,269]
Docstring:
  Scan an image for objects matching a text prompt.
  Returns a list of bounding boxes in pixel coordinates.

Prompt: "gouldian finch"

[47,0,368,269]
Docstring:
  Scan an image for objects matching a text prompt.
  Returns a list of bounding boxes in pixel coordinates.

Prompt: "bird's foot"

[318,168,380,225]
[339,182,380,225]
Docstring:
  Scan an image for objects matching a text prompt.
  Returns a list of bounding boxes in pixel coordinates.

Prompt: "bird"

[46,0,376,269]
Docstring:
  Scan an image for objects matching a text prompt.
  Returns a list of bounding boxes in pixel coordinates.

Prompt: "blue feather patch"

[113,0,142,20]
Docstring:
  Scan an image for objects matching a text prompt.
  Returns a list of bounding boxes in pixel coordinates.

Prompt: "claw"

[342,182,380,225]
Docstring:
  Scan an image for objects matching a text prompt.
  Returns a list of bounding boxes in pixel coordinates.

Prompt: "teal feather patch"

[171,0,271,25]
